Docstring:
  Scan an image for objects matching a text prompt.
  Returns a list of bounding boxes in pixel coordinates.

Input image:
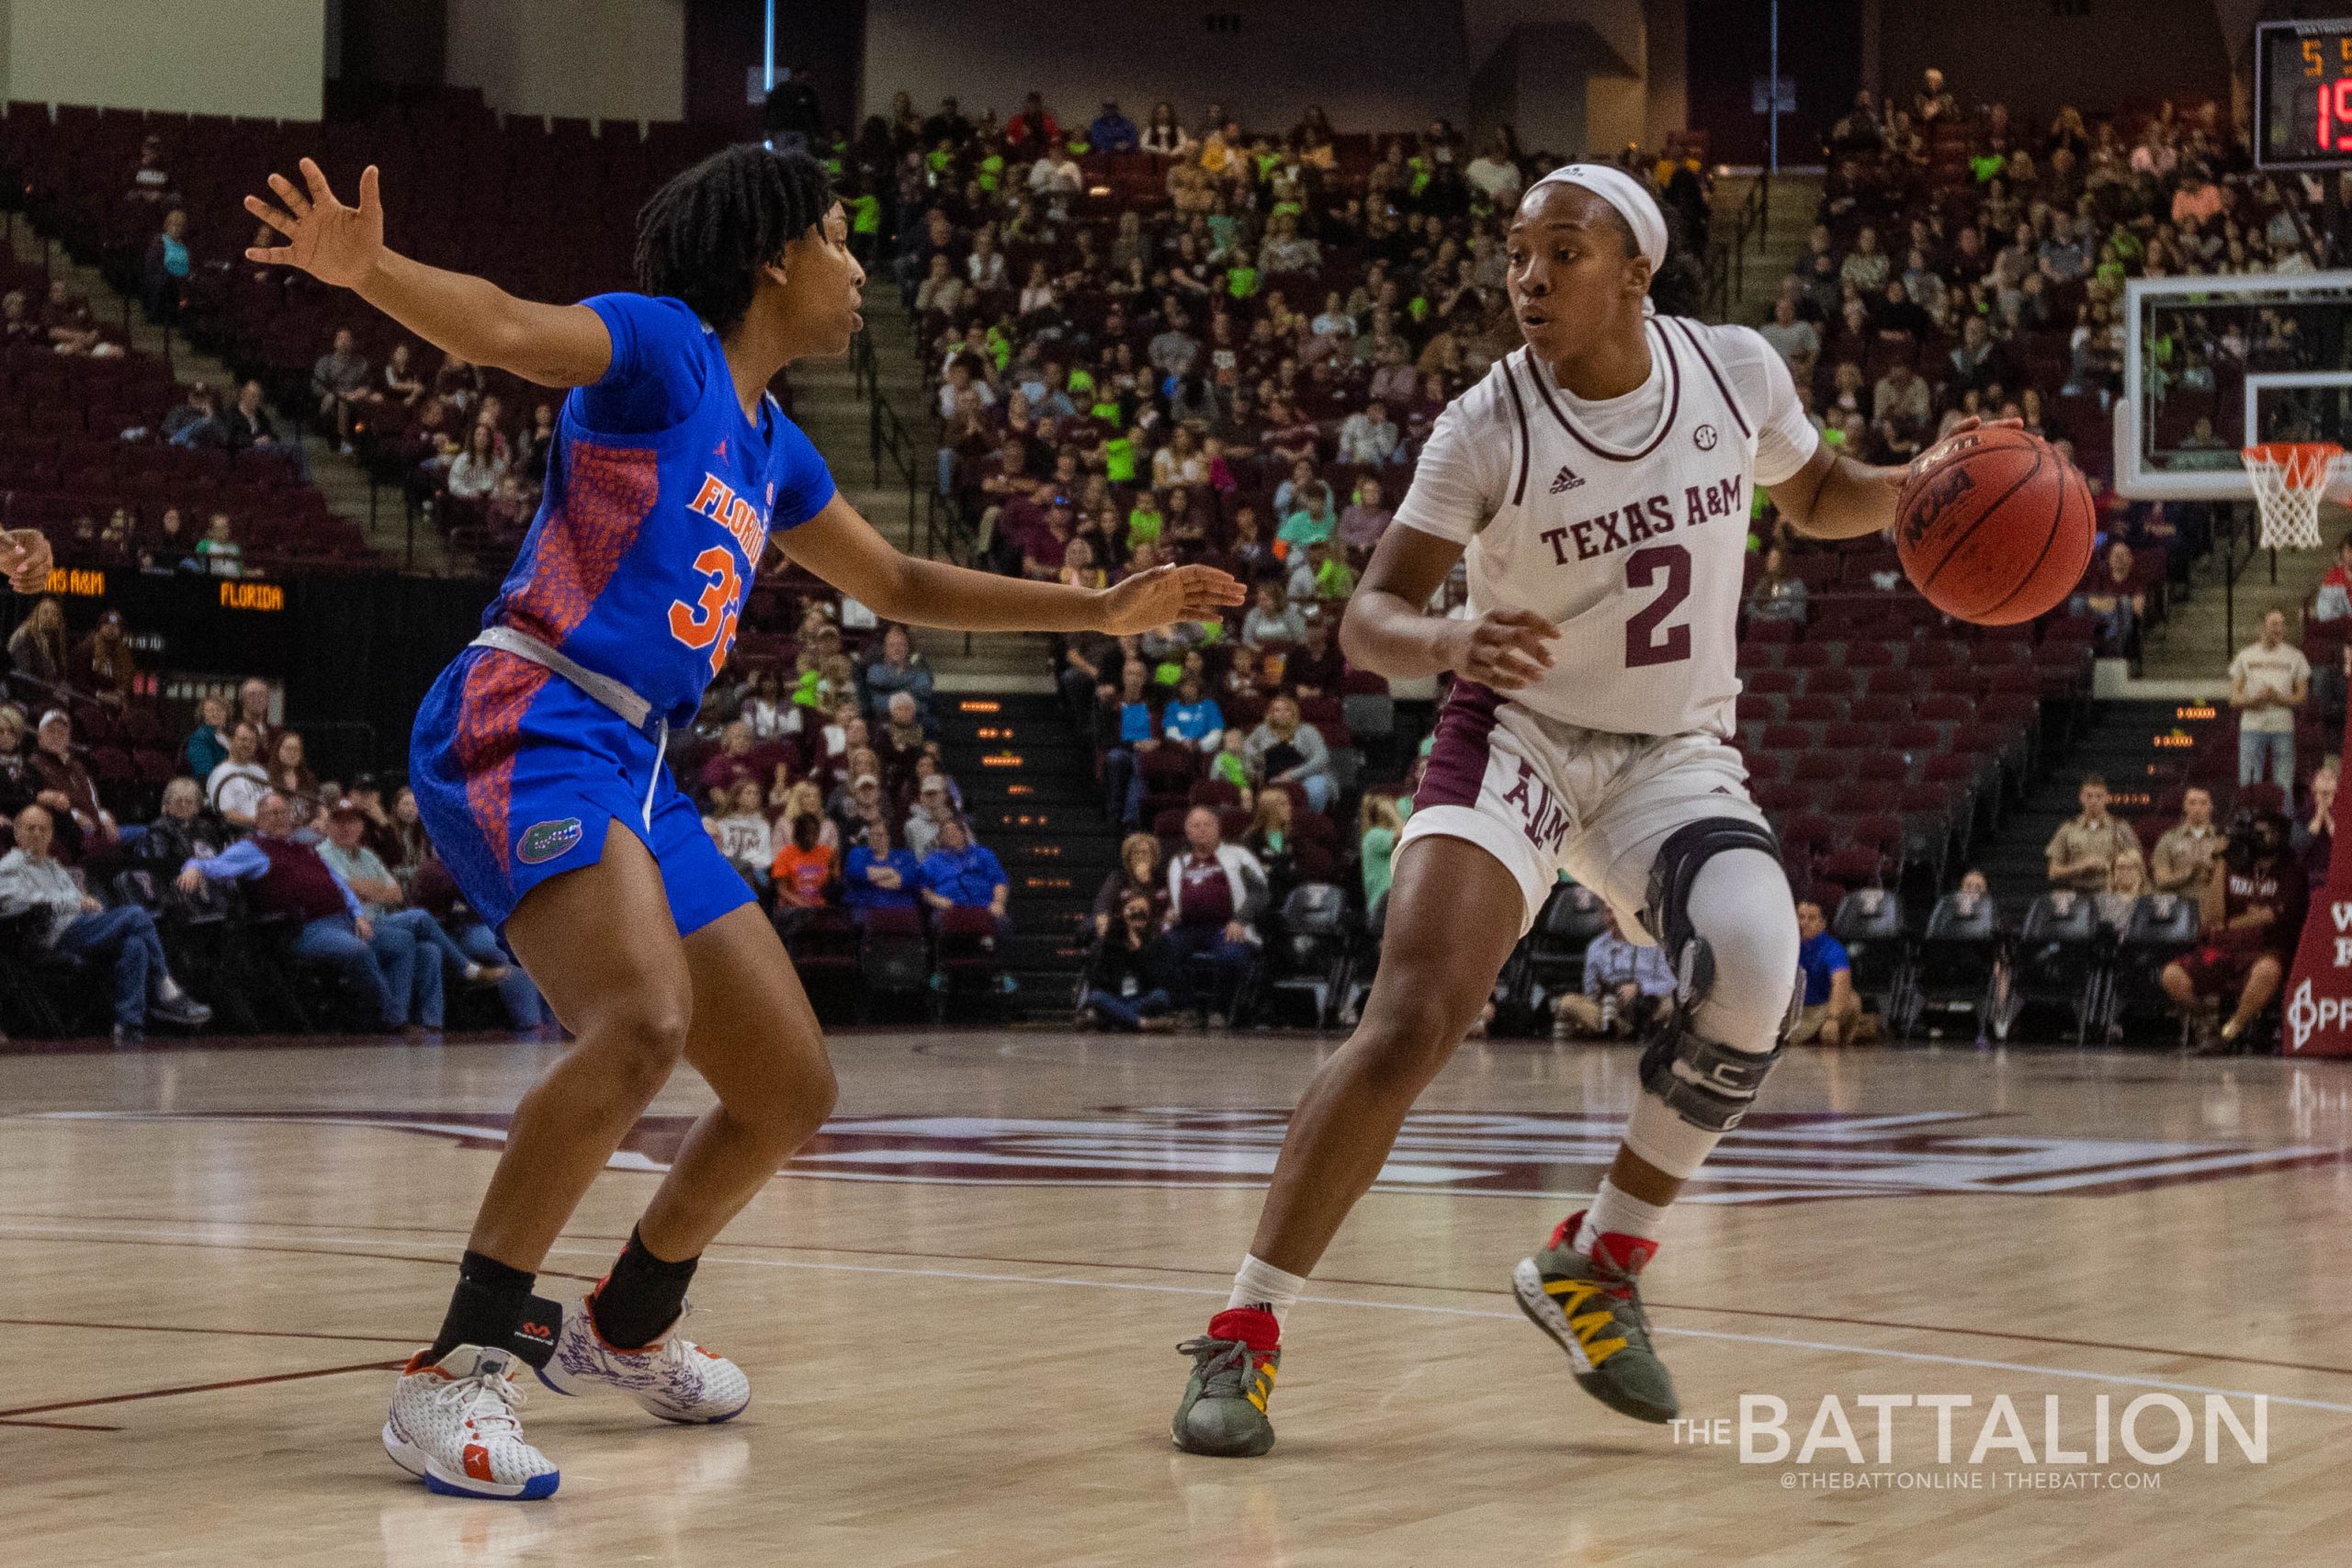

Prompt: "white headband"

[1521,162,1669,285]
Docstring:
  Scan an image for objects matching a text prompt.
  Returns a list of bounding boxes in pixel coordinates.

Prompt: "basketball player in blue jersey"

[243,148,1241,1500]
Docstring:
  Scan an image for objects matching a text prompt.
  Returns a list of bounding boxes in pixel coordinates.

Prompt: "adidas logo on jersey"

[1549,465,1585,495]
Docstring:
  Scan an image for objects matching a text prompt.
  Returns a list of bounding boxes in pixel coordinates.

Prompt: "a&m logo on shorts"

[517,817,584,865]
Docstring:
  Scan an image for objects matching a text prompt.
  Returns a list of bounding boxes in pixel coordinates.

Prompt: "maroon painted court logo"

[51,1108,2346,1205]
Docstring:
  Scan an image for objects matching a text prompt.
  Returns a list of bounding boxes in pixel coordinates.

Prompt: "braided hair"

[633,144,835,335]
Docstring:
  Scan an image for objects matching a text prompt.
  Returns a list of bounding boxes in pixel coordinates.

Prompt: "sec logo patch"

[1694,423,1719,451]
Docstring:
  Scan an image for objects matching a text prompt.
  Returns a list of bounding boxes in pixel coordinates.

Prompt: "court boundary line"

[4,1219,2347,1417]
[0,1315,416,1346]
[0,1358,408,1421]
[6,1206,2350,1382]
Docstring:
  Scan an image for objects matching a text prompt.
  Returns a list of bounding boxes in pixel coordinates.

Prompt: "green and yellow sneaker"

[1170,1307,1281,1457]
[1511,1213,1679,1424]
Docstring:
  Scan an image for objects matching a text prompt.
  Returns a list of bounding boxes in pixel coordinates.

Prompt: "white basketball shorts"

[1397,679,1773,939]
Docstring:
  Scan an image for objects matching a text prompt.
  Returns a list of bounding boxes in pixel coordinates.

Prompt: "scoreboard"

[2258,18,2352,170]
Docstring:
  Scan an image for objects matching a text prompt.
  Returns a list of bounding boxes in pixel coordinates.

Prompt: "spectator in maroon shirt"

[1286,616,1346,700]
[698,720,759,808]
[1339,476,1394,562]
[2075,540,2148,658]
[234,677,281,762]
[32,709,117,857]
[1262,402,1319,467]
[1023,496,1077,581]
[1163,807,1268,1023]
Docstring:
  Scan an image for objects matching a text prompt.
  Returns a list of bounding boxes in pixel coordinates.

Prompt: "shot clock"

[2258,18,2352,169]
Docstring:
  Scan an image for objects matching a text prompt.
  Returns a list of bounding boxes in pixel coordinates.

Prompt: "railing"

[1702,174,1770,323]
[865,385,925,552]
[2218,502,2268,660]
[851,325,878,400]
[850,327,974,565]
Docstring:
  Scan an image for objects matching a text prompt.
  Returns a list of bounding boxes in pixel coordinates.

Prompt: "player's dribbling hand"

[245,159,386,288]
[0,528,53,593]
[1096,563,1249,635]
[1448,608,1558,691]
[1912,413,2029,470]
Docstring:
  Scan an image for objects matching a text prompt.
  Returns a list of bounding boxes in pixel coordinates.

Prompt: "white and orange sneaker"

[535,1291,751,1424]
[382,1345,560,1500]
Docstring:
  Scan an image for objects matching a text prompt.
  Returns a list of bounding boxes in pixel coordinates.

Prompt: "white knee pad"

[1625,847,1799,1180]
[1683,849,1802,1055]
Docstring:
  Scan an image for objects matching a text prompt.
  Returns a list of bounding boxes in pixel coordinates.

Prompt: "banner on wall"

[2285,708,2352,1055]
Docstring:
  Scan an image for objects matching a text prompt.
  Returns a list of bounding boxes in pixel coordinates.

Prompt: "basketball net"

[2242,441,2343,551]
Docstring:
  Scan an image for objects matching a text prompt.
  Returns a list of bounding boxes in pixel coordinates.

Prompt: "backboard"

[2114,270,2352,501]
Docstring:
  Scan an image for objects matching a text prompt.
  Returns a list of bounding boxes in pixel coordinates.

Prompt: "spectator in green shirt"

[1359,794,1408,909]
[1277,480,1336,549]
[1125,491,1165,555]
[1224,250,1261,301]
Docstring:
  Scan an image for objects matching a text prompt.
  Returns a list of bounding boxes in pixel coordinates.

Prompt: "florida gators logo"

[517,817,584,865]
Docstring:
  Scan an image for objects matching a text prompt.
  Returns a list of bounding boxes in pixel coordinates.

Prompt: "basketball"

[1894,427,2095,626]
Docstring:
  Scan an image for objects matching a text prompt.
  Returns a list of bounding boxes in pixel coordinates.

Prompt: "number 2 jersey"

[1394,317,1818,739]
[482,292,837,725]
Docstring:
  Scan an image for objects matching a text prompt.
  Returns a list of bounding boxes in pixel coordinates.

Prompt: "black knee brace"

[1636,817,1796,1132]
[1639,1023,1783,1132]
[1641,817,1786,1012]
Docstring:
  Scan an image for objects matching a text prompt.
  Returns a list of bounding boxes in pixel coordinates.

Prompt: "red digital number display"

[2322,77,2352,152]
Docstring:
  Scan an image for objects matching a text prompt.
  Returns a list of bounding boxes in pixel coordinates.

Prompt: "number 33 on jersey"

[668,469,770,677]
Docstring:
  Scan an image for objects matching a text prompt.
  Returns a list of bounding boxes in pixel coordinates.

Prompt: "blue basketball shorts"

[409,645,754,938]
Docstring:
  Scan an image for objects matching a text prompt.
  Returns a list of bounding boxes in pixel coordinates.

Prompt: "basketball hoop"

[2242,442,2345,551]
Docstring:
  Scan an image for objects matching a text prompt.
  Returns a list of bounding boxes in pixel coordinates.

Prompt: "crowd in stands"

[0,70,2339,1048]
[0,91,775,574]
[0,118,380,574]
[830,72,2346,1047]
[0,599,543,1042]
[673,609,1030,999]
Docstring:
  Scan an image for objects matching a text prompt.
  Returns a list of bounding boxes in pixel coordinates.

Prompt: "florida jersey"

[483,293,837,726]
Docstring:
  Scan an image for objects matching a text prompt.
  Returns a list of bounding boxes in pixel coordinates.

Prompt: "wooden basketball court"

[5,1028,2350,1565]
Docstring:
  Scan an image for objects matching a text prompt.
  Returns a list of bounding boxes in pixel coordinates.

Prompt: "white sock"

[1225,1254,1306,1326]
[158,976,182,1002]
[1573,1178,1672,1256]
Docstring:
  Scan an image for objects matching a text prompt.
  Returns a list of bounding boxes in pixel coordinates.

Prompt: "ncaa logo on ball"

[1693,423,1718,451]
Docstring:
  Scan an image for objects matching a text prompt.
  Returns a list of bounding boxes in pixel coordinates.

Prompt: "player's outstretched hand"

[1449,608,1558,691]
[244,158,385,288]
[1097,563,1249,635]
[0,528,53,594]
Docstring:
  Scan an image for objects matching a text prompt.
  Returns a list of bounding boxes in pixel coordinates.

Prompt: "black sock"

[589,1227,699,1349]
[428,1251,564,1368]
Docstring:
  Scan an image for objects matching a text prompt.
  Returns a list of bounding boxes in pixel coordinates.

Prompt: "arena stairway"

[2138,515,2341,681]
[1710,171,1820,325]
[786,281,932,556]
[0,211,430,571]
[1967,698,2214,903]
[934,689,1114,1006]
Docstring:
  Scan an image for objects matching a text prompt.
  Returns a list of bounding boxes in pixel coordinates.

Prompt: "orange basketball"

[1894,427,2094,626]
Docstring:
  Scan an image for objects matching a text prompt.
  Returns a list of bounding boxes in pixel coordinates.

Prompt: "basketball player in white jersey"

[1170,166,1961,1455]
